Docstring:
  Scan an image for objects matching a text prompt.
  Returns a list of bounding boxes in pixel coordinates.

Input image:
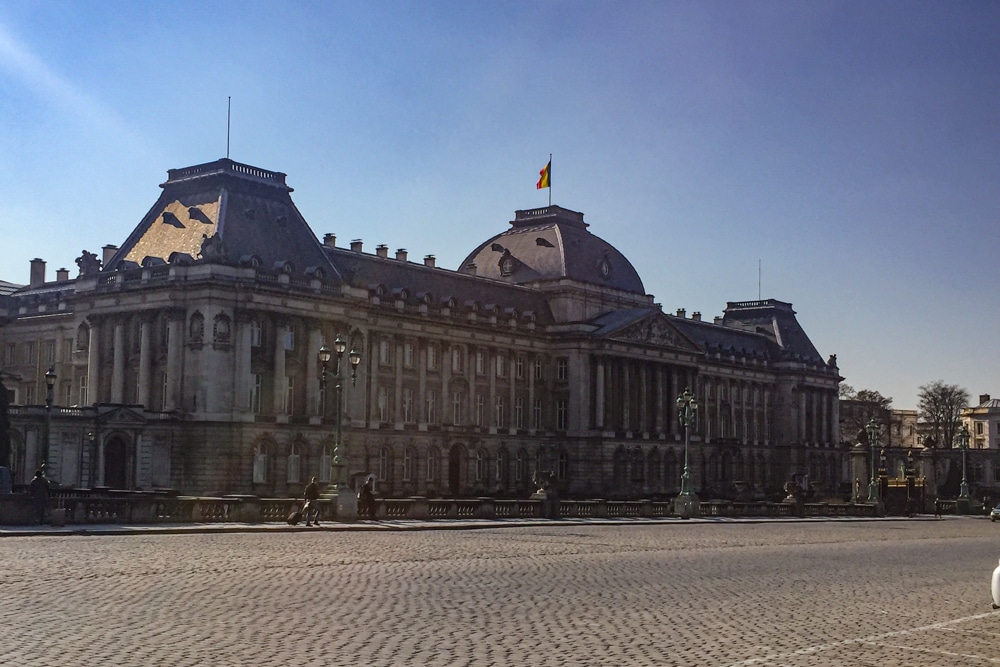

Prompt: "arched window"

[189,311,205,343]
[403,447,415,482]
[496,448,507,483]
[253,443,268,484]
[378,447,391,482]
[426,446,440,483]
[319,445,332,484]
[286,442,301,484]
[475,450,487,482]
[557,451,569,481]
[515,449,527,483]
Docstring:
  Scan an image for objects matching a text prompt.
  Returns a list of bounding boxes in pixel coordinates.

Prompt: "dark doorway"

[104,437,128,489]
[448,444,463,497]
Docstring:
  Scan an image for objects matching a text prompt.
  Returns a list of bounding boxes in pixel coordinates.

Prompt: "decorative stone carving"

[75,250,102,276]
[620,317,679,347]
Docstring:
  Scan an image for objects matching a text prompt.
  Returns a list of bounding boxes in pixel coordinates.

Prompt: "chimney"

[675,308,686,318]
[350,239,363,253]
[692,312,702,321]
[395,248,408,262]
[56,268,69,282]
[980,394,991,405]
[423,255,436,268]
[29,258,45,288]
[323,233,336,248]
[714,316,723,325]
[102,244,118,266]
[376,244,389,258]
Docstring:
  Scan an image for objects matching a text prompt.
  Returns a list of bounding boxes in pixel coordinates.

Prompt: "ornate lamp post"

[673,388,700,519]
[318,336,361,495]
[866,418,879,504]
[958,424,971,502]
[43,366,56,477]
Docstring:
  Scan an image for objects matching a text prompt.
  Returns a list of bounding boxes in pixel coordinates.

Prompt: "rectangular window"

[44,340,55,364]
[63,382,72,407]
[534,358,543,382]
[25,341,35,364]
[495,354,506,377]
[63,338,73,362]
[79,376,88,406]
[495,395,506,427]
[556,399,568,430]
[426,450,438,482]
[253,449,267,484]
[319,451,332,484]
[403,387,414,423]
[283,376,294,414]
[249,373,262,413]
[452,346,463,373]
[515,450,525,483]
[378,386,390,422]
[532,398,542,430]
[427,345,437,370]
[556,358,568,381]
[476,351,486,375]
[403,448,413,482]
[452,391,463,425]
[286,452,301,484]
[515,397,524,430]
[379,338,393,366]
[283,324,295,351]
[160,372,169,411]
[25,385,35,405]
[475,394,485,427]
[5,343,14,365]
[250,320,262,348]
[403,342,414,368]
[426,389,437,424]
[515,356,524,380]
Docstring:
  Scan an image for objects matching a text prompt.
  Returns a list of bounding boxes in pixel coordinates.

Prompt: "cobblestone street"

[2,518,999,666]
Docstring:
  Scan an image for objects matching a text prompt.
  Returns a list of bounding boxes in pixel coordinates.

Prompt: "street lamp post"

[318,337,361,519]
[43,366,55,478]
[958,424,971,502]
[866,418,879,504]
[673,388,700,519]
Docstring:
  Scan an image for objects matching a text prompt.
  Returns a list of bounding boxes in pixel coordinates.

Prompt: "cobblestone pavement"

[2,518,999,666]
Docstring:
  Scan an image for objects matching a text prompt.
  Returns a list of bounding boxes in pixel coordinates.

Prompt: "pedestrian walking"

[303,477,321,526]
[29,469,49,525]
[359,475,376,520]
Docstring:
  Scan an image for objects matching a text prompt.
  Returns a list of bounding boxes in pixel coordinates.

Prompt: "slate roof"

[104,159,337,279]
[460,206,646,295]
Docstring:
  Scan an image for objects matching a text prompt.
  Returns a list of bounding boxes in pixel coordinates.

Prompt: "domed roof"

[460,206,646,295]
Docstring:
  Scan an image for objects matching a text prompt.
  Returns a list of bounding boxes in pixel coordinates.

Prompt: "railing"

[0,490,890,526]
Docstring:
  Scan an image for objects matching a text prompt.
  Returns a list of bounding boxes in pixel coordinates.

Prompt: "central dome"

[459,206,646,295]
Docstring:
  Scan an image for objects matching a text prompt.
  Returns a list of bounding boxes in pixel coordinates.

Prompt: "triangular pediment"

[605,312,702,353]
[96,405,148,426]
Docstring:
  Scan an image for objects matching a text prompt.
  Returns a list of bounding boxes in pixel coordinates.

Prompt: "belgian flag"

[536,160,551,189]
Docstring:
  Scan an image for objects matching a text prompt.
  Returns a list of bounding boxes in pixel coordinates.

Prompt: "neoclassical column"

[137,318,152,408]
[394,337,404,426]
[488,348,497,431]
[595,356,605,430]
[622,360,631,432]
[234,315,253,413]
[165,313,184,411]
[272,321,287,415]
[528,352,536,431]
[418,339,428,428]
[654,365,664,436]
[111,319,126,403]
[307,324,322,415]
[638,361,648,434]
[441,342,451,424]
[508,354,516,432]
[85,317,102,405]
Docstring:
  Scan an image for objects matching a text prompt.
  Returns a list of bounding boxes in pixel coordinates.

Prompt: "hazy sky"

[1,1,997,409]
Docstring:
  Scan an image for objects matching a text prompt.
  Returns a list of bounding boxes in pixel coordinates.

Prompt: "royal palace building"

[0,159,842,499]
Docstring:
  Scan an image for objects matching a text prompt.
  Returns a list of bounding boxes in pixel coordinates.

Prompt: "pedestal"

[336,487,358,521]
[673,495,700,519]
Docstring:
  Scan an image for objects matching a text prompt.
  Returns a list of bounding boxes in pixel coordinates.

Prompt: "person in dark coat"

[29,469,49,525]
[359,476,376,520]
[303,477,321,526]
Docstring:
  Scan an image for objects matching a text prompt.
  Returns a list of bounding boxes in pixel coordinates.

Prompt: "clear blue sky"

[1,1,998,410]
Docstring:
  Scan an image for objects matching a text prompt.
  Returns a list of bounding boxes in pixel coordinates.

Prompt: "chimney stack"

[323,233,336,248]
[395,248,408,262]
[423,255,436,268]
[376,244,389,258]
[102,245,118,267]
[692,312,701,321]
[350,239,364,253]
[56,268,70,282]
[980,394,991,405]
[29,258,45,288]
[675,308,686,318]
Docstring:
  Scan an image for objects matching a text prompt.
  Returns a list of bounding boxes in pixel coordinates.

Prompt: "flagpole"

[548,153,552,207]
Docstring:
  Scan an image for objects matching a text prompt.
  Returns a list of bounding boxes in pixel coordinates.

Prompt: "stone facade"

[0,158,843,499]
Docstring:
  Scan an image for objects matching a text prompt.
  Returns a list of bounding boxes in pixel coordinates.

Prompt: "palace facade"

[0,159,843,499]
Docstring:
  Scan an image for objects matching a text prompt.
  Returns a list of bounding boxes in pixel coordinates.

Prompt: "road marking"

[723,610,1000,667]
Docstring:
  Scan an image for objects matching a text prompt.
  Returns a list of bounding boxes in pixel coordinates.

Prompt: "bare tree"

[840,387,893,445]
[917,381,970,449]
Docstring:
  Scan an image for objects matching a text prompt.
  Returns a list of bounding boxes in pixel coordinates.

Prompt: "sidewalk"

[0,513,946,537]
